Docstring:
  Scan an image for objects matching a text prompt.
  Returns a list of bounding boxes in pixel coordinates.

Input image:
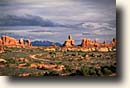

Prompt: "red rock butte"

[63,35,75,47]
[81,37,116,48]
[0,35,32,48]
[63,35,116,48]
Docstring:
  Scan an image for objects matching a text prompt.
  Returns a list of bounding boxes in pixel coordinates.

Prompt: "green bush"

[101,66,113,75]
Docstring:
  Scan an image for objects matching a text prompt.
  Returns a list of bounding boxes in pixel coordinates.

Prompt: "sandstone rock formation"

[1,35,17,46]
[0,35,33,48]
[81,37,116,49]
[81,38,98,47]
[63,35,75,47]
[0,39,2,45]
[19,38,24,45]
[0,38,4,53]
[100,40,108,47]
[0,35,116,52]
[25,39,31,47]
[0,46,4,53]
[111,38,116,47]
[0,58,7,63]
[94,39,100,47]
[81,38,87,47]
[18,38,25,48]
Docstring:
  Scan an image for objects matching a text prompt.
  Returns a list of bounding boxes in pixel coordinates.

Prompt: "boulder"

[0,58,7,63]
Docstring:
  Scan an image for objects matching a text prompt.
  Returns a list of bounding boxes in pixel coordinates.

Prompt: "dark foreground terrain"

[0,46,116,76]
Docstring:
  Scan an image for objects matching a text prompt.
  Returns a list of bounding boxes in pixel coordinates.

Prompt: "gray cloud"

[0,14,59,26]
[0,0,116,44]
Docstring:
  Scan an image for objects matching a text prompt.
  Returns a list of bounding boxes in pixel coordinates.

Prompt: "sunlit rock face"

[110,38,116,47]
[0,35,32,48]
[81,37,116,48]
[0,35,116,52]
[63,35,75,47]
[81,38,100,48]
[25,39,32,47]
[1,35,17,46]
[0,39,2,45]
[19,38,24,45]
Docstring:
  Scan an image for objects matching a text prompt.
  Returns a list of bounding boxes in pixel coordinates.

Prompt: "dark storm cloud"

[0,14,59,26]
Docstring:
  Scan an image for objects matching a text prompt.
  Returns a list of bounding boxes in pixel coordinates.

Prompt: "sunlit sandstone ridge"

[63,35,75,47]
[0,35,32,48]
[0,35,116,52]
[81,37,116,48]
[63,35,116,52]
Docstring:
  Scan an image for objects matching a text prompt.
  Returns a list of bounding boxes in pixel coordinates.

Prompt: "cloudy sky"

[0,0,116,44]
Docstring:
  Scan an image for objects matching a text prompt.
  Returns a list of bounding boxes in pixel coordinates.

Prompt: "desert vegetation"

[0,35,116,76]
[0,46,116,76]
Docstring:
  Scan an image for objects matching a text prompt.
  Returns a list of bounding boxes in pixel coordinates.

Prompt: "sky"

[0,0,116,44]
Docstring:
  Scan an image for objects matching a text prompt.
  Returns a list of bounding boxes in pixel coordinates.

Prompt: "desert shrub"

[102,68,112,75]
[80,66,90,76]
[63,65,74,73]
[110,65,116,73]
[49,52,56,55]
[101,65,113,75]
[79,65,98,76]
[6,58,16,64]
[89,67,96,75]
[96,69,103,76]
[78,51,87,57]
